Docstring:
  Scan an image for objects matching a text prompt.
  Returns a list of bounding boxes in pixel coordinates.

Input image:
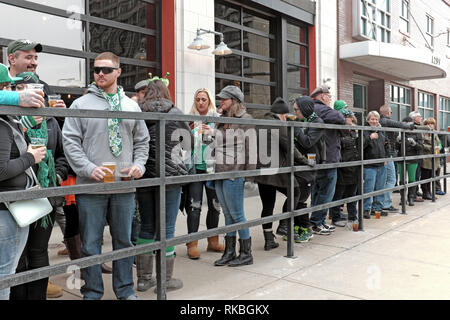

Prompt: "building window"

[426,15,434,48]
[353,83,368,125]
[0,0,161,98]
[214,1,310,109]
[399,0,409,34]
[286,22,309,102]
[353,0,391,43]
[439,97,450,131]
[418,91,434,120]
[390,84,411,121]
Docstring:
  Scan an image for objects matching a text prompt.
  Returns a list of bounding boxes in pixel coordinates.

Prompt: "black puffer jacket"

[293,114,326,183]
[396,119,424,164]
[140,98,194,180]
[254,112,308,188]
[337,129,360,185]
[363,123,386,167]
[379,114,414,157]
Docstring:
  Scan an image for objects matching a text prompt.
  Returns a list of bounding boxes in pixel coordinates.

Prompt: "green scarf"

[26,119,57,229]
[99,86,123,157]
[304,112,317,123]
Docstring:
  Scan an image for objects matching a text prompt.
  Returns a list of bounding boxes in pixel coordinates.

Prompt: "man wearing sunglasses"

[7,39,66,109]
[62,52,149,300]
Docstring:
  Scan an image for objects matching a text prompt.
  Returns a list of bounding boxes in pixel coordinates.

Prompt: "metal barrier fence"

[0,105,449,300]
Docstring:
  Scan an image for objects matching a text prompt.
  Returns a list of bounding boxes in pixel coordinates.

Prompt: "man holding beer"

[62,52,149,300]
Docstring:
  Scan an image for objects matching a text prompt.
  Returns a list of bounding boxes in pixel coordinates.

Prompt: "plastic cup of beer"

[30,137,46,149]
[286,114,296,121]
[375,211,381,219]
[48,94,61,107]
[118,162,133,181]
[102,162,116,183]
[434,146,440,155]
[307,153,316,166]
[27,83,45,97]
[352,221,359,232]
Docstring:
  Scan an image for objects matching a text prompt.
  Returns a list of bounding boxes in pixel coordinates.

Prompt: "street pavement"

[47,176,450,300]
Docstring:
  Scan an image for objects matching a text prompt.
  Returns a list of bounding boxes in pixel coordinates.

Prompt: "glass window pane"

[243,31,272,58]
[215,54,242,76]
[287,42,307,65]
[392,85,398,102]
[405,88,411,104]
[90,23,156,59]
[287,65,308,90]
[242,10,271,34]
[399,87,405,103]
[37,53,86,88]
[215,24,242,50]
[26,0,85,11]
[89,0,155,29]
[215,2,241,24]
[0,3,84,51]
[353,84,366,109]
[243,83,272,105]
[243,57,272,81]
[287,23,307,43]
[390,103,399,121]
[400,105,410,121]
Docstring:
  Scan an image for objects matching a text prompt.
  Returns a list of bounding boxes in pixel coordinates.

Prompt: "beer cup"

[48,94,61,107]
[30,137,46,149]
[102,162,116,183]
[27,83,45,97]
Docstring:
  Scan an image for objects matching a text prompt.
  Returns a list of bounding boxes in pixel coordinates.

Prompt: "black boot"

[276,219,288,236]
[214,236,236,266]
[228,238,253,267]
[408,187,415,206]
[263,231,279,251]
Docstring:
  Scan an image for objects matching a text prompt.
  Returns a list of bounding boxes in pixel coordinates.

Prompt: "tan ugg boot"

[207,236,225,252]
[46,281,63,299]
[186,241,200,259]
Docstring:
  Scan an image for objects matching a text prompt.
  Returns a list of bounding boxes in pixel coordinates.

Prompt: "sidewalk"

[48,180,450,300]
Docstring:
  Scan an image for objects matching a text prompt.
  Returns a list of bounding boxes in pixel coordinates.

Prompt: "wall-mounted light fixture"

[188,28,232,55]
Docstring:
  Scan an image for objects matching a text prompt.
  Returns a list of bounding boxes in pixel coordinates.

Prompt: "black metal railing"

[0,105,449,300]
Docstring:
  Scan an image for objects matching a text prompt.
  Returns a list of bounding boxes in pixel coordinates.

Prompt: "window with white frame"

[418,91,434,120]
[426,14,434,48]
[399,0,409,34]
[353,0,391,42]
[439,97,450,131]
[390,84,411,121]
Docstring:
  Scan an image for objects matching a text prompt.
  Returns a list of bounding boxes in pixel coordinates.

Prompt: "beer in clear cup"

[48,94,61,107]
[102,162,116,183]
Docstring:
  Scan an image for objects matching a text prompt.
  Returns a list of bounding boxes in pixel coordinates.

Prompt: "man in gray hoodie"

[62,52,149,300]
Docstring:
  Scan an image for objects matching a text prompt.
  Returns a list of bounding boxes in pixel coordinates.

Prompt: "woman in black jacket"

[135,79,193,293]
[0,110,46,300]
[9,73,69,300]
[254,97,308,250]
[362,111,387,219]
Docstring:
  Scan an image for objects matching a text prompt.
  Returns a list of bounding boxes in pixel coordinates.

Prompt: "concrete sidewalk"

[48,182,450,300]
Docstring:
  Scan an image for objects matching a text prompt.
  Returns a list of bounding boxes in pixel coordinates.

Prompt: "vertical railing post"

[155,119,167,300]
[431,132,436,202]
[401,131,407,214]
[358,127,364,231]
[285,123,295,258]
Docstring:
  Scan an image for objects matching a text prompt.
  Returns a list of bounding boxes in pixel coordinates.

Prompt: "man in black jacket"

[379,105,414,212]
[308,85,346,235]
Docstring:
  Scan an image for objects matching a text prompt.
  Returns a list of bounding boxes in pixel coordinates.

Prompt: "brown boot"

[207,236,225,253]
[46,281,63,299]
[186,241,200,259]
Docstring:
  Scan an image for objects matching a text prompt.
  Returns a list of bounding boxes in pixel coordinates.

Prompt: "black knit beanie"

[270,97,289,114]
[295,96,315,118]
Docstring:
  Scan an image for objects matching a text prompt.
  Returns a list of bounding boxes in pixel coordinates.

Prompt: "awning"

[340,41,447,81]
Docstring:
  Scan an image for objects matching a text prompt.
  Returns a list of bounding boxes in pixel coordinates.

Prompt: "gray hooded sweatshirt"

[62,84,149,193]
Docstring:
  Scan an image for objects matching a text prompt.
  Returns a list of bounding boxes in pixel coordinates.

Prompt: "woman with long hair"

[182,88,224,259]
[135,78,193,293]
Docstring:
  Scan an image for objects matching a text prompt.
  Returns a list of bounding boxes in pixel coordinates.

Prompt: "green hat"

[0,63,22,84]
[334,100,348,111]
[7,39,42,55]
[15,72,39,84]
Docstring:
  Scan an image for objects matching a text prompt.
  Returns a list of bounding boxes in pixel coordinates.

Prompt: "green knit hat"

[334,100,348,111]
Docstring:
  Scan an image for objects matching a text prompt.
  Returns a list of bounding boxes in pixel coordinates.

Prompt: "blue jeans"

[215,178,250,239]
[76,193,135,300]
[363,166,387,211]
[0,210,29,300]
[136,186,182,240]
[310,169,337,227]
[382,160,396,209]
